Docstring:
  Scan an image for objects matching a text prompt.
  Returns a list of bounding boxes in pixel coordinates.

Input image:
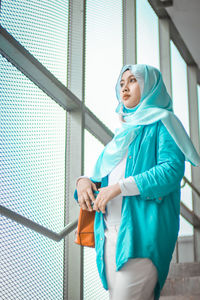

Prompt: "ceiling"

[165,0,200,71]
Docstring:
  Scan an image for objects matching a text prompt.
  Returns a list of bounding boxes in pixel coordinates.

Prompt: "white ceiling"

[166,0,200,70]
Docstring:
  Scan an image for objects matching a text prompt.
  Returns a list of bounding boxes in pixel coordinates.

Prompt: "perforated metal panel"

[0,52,66,299]
[0,0,69,85]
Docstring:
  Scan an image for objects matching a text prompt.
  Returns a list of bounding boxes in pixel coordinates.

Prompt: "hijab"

[90,64,200,182]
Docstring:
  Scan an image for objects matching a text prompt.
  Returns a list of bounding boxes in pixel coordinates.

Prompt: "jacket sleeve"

[133,121,185,203]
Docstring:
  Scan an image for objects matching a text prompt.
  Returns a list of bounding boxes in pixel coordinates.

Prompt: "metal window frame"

[122,0,137,65]
[159,18,172,96]
[64,1,85,299]
[148,0,200,84]
[187,65,200,262]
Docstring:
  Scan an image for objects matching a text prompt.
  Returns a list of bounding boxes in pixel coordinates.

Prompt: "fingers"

[78,191,93,211]
[88,188,96,202]
[78,195,88,210]
[93,200,100,213]
[91,182,98,191]
[93,196,106,214]
[77,180,97,211]
[83,192,93,211]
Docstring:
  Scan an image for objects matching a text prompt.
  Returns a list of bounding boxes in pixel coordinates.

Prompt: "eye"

[130,77,136,83]
[120,82,124,87]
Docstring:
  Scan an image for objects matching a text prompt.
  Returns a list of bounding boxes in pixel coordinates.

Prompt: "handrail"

[180,201,200,229]
[0,204,78,242]
[1,176,200,240]
[181,176,200,198]
[180,175,200,228]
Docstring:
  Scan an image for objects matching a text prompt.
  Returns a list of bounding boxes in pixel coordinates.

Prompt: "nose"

[122,82,129,92]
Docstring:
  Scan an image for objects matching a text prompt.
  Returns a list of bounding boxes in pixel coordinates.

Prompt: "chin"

[124,103,136,108]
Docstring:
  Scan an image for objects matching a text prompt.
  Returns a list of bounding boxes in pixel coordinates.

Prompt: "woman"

[74,64,200,300]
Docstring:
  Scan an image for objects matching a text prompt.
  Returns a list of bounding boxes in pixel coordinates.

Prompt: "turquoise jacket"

[74,120,185,300]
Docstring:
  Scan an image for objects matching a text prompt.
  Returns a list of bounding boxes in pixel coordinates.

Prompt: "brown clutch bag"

[74,182,101,248]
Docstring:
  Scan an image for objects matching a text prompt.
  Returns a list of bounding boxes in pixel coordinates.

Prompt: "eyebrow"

[120,75,136,83]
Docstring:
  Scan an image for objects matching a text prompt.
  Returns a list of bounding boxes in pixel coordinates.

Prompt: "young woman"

[75,64,200,300]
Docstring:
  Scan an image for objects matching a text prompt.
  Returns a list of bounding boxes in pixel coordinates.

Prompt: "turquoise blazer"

[74,120,185,300]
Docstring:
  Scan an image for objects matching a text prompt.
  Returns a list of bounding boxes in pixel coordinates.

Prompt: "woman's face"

[119,69,141,108]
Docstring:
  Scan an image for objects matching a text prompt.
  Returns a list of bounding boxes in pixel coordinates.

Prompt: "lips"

[123,94,130,100]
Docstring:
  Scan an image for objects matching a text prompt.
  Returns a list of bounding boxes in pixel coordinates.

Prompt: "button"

[100,238,103,241]
[158,197,162,201]
[129,155,132,159]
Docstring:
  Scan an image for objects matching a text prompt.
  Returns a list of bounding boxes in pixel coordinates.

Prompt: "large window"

[85,0,123,132]
[170,41,193,236]
[136,0,159,69]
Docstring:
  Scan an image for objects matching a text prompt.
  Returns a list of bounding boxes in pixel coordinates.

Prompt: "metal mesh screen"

[0,0,69,85]
[0,51,66,299]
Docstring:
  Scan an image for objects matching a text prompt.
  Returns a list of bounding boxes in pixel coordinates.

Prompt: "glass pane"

[84,130,108,300]
[0,0,69,85]
[85,0,123,132]
[170,41,193,236]
[0,55,65,299]
[136,0,159,69]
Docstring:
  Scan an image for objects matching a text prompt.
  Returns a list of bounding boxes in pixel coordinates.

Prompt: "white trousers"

[104,225,158,300]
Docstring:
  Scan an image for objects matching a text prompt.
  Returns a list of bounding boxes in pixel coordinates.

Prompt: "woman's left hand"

[93,183,122,214]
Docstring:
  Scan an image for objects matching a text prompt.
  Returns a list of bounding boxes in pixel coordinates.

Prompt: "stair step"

[161,276,200,296]
[160,295,200,300]
[167,263,200,278]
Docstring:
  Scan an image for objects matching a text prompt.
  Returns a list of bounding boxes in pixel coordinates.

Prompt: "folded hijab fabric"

[90,64,200,182]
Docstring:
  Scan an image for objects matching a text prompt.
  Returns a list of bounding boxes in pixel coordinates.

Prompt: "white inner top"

[104,150,128,226]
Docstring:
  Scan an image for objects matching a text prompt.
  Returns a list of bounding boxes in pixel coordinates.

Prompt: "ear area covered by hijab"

[90,64,200,182]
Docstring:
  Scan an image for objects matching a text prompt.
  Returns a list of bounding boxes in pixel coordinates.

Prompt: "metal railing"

[0,175,200,242]
[180,176,200,229]
[181,176,200,197]
[0,204,78,242]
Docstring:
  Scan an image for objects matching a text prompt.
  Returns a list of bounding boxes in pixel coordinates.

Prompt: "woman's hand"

[93,183,122,214]
[77,178,98,211]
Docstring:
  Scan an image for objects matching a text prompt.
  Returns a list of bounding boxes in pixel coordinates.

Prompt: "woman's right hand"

[77,178,98,211]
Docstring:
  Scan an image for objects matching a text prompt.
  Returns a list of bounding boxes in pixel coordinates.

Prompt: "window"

[85,0,123,132]
[136,0,159,69]
[170,41,193,236]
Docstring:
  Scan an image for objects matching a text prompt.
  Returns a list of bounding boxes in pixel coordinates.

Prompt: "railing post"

[187,65,200,262]
[63,0,86,299]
